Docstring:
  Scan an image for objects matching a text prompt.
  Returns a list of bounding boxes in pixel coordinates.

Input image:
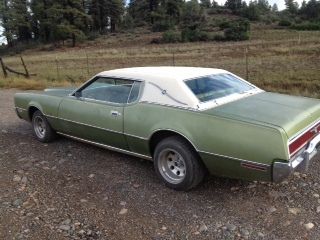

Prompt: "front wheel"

[154,136,206,191]
[32,110,57,143]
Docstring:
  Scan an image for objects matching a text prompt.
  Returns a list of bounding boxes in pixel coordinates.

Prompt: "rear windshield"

[185,74,254,102]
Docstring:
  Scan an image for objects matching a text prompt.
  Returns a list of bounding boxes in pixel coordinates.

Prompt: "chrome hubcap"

[158,149,186,184]
[34,116,46,139]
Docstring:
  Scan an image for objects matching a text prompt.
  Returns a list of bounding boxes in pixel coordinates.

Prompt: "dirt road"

[1,89,320,239]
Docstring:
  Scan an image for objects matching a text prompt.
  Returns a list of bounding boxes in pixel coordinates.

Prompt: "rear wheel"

[154,136,206,191]
[32,110,56,143]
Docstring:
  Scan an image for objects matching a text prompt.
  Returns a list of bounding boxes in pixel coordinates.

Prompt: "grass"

[0,26,320,98]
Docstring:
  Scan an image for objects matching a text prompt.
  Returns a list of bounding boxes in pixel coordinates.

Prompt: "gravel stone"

[241,229,250,236]
[199,223,208,233]
[59,225,71,231]
[13,199,23,207]
[13,175,21,182]
[268,206,277,213]
[304,223,314,230]
[119,208,128,215]
[288,208,300,215]
[226,224,236,231]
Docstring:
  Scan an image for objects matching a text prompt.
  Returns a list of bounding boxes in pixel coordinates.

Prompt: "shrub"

[150,38,162,44]
[213,34,226,41]
[219,21,231,30]
[181,28,200,42]
[278,19,292,27]
[162,30,181,43]
[180,28,212,42]
[224,20,250,41]
[290,22,320,31]
[152,20,173,32]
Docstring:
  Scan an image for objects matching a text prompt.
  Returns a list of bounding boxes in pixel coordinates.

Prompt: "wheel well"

[28,106,39,121]
[149,130,198,157]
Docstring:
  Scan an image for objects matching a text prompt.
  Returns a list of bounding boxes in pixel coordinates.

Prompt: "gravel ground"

[1,89,320,240]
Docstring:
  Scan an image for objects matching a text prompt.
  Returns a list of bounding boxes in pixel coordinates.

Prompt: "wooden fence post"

[55,56,60,79]
[20,56,30,78]
[172,52,175,66]
[86,52,89,75]
[245,47,249,80]
[0,58,8,78]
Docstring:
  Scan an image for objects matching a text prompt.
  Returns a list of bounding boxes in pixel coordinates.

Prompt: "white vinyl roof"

[97,67,261,110]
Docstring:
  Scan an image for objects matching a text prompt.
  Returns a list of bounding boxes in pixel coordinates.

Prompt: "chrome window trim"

[57,132,152,160]
[139,101,198,111]
[69,75,144,97]
[69,77,144,106]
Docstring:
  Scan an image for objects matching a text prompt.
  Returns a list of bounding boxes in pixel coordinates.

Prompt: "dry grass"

[0,27,320,98]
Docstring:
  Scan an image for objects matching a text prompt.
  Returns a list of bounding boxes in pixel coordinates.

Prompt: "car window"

[128,81,141,103]
[81,77,135,104]
[185,74,254,102]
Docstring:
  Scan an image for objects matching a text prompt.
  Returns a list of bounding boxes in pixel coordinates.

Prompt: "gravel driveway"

[1,89,320,240]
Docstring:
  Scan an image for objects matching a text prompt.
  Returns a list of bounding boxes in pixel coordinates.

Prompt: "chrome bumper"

[273,134,320,182]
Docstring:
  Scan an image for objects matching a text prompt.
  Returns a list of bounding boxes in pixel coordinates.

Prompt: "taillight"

[289,122,320,156]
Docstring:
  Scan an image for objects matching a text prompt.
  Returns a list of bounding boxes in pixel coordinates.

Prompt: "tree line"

[0,0,319,47]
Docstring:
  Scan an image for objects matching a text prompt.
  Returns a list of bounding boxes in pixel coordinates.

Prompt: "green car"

[14,67,320,190]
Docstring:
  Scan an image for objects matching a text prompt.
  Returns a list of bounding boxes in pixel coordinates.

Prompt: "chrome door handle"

[111,110,121,116]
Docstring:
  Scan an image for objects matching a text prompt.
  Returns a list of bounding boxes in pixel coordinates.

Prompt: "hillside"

[0,25,320,99]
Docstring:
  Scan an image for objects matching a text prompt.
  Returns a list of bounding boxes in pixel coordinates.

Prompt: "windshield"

[185,73,255,102]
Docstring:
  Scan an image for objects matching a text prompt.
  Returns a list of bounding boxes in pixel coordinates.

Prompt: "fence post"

[245,47,249,80]
[0,58,8,78]
[55,56,60,79]
[85,52,89,75]
[172,52,175,66]
[20,56,30,78]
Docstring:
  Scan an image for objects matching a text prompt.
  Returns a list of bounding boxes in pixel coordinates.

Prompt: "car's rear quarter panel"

[124,103,289,181]
[14,93,63,130]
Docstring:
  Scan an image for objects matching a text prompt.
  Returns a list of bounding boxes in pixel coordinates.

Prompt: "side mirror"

[75,91,82,98]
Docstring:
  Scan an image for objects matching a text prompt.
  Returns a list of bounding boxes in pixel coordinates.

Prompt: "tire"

[154,136,206,191]
[31,110,56,143]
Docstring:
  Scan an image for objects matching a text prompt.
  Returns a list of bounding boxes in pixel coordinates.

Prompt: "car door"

[57,77,135,150]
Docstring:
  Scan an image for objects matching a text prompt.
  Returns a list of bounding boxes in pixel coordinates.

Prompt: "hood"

[43,88,76,97]
[204,92,320,139]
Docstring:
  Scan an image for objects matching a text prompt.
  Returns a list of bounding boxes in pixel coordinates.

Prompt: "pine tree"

[0,0,14,46]
[11,0,32,42]
[285,0,299,14]
[272,3,278,12]
[200,0,211,8]
[225,0,242,12]
[128,0,150,25]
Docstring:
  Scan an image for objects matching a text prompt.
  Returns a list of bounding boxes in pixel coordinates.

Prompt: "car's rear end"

[207,92,320,182]
[274,120,320,182]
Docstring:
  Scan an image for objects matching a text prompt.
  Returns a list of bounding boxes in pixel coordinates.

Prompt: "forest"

[0,0,320,48]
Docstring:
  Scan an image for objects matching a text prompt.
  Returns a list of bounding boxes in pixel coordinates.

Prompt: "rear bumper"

[273,134,320,182]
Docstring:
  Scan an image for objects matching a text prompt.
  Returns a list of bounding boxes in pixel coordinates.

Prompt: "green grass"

[0,27,320,98]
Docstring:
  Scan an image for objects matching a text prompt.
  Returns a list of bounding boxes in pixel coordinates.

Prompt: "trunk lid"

[204,92,320,139]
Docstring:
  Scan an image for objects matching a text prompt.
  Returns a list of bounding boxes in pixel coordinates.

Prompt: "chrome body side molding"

[57,132,152,161]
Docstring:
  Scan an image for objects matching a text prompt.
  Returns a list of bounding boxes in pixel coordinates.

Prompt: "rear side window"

[128,81,141,103]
